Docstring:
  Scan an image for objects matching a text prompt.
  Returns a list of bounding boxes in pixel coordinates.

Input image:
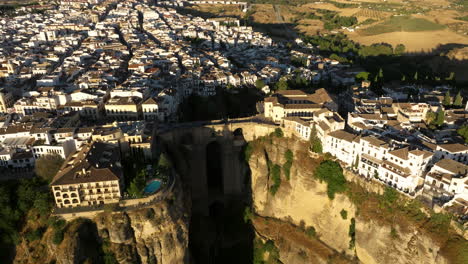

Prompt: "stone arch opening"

[233,127,244,140]
[206,141,223,195]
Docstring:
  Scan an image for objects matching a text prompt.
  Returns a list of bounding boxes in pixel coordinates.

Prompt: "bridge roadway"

[155,115,277,134]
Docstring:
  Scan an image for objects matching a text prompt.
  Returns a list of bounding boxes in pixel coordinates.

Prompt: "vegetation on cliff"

[253,238,281,264]
[347,183,467,263]
[282,149,293,180]
[0,178,53,261]
[309,125,323,153]
[268,161,282,195]
[248,135,467,263]
[314,160,347,199]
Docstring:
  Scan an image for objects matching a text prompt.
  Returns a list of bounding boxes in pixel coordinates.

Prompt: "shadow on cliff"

[158,126,255,264]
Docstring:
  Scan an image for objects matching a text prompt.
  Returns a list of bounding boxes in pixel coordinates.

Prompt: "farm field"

[182,1,468,51]
[358,16,447,36]
[348,29,468,52]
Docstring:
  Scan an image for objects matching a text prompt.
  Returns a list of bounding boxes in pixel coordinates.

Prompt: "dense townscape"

[0,0,466,221]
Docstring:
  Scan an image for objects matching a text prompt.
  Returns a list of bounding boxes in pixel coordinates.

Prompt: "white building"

[424,159,467,199]
[31,139,76,159]
[323,130,360,167]
[434,143,468,164]
[379,147,433,193]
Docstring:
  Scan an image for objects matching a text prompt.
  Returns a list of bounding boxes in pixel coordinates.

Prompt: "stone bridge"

[157,118,278,212]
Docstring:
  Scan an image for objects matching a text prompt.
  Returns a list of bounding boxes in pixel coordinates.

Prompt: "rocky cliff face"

[14,176,190,264]
[248,136,457,264]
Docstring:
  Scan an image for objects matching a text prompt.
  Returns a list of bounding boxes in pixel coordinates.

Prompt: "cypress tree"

[443,91,451,106]
[454,92,463,107]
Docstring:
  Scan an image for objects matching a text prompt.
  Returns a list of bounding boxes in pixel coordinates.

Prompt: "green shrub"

[314,160,347,199]
[48,217,66,230]
[52,229,64,245]
[253,238,280,264]
[427,213,452,235]
[283,149,293,180]
[273,128,284,138]
[25,228,45,242]
[146,208,155,219]
[305,226,316,238]
[269,164,282,195]
[244,143,254,163]
[390,227,398,239]
[379,187,399,210]
[243,207,253,223]
[340,209,348,220]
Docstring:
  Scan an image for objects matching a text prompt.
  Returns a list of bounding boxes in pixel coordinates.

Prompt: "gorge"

[11,123,468,264]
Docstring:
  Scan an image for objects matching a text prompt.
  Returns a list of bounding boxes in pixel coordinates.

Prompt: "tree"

[255,79,265,90]
[158,153,171,169]
[443,91,452,106]
[435,109,445,127]
[33,192,52,216]
[378,68,384,79]
[426,111,436,125]
[309,125,323,153]
[35,154,64,182]
[275,79,288,91]
[127,169,146,198]
[355,72,369,81]
[457,125,468,143]
[453,91,463,107]
[445,72,455,81]
[353,155,359,169]
[413,71,418,81]
[394,44,405,55]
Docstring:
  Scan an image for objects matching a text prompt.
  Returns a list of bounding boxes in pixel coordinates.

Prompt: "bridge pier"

[221,140,243,195]
[190,143,209,214]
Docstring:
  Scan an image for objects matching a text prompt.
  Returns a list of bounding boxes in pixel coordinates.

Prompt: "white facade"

[32,139,76,159]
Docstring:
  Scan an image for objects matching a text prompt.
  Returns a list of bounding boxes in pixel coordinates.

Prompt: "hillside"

[180,0,468,52]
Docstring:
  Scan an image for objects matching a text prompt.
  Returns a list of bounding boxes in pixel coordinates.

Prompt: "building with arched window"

[50,141,123,208]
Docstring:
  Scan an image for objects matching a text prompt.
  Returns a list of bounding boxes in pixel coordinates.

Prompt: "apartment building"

[264,88,337,123]
[105,96,142,121]
[379,147,433,193]
[0,89,14,113]
[50,142,123,208]
[31,139,76,159]
[358,136,390,178]
[424,159,467,199]
[434,143,468,164]
[323,130,360,167]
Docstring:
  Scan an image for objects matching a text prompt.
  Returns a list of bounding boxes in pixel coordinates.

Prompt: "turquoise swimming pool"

[143,179,162,195]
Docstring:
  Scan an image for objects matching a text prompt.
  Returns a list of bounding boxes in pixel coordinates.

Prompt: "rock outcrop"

[248,136,457,264]
[14,175,190,264]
